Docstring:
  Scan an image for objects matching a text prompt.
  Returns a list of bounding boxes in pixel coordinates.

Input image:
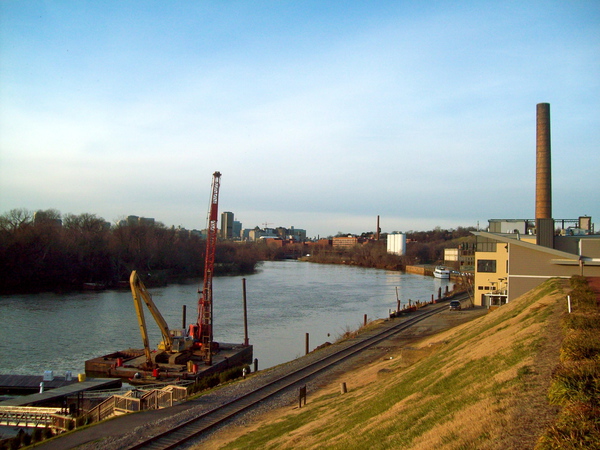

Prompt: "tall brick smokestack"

[536,103,554,248]
[536,103,551,219]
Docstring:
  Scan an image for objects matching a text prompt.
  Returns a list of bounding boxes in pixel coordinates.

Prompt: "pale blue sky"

[1,1,598,237]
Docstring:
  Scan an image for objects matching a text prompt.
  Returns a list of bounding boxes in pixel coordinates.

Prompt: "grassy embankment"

[202,277,599,449]
[537,276,600,448]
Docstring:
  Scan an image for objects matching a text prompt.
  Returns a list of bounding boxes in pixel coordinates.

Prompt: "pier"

[0,406,74,432]
[0,377,121,407]
[0,374,80,396]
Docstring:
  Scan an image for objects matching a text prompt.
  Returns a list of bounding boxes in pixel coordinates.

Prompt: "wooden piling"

[299,385,307,408]
[242,278,249,346]
[305,333,309,355]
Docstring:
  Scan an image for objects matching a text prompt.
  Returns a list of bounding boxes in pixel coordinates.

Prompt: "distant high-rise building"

[233,220,242,239]
[221,211,234,239]
[288,226,306,242]
[33,210,62,227]
[127,215,139,226]
[124,215,155,227]
[138,217,155,226]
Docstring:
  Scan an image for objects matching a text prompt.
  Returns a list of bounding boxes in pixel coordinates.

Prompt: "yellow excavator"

[130,270,193,367]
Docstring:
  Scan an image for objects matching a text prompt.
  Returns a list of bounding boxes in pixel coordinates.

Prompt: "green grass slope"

[217,279,571,450]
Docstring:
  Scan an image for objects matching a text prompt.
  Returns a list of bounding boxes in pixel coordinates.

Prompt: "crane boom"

[192,171,221,365]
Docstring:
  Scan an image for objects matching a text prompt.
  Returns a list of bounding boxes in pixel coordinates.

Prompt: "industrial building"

[332,235,366,248]
[387,233,406,255]
[471,103,600,308]
[443,244,475,272]
[241,225,307,242]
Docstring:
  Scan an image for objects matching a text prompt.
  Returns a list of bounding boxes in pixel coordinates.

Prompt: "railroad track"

[127,295,465,450]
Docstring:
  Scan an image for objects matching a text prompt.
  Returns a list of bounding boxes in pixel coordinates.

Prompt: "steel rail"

[127,295,466,450]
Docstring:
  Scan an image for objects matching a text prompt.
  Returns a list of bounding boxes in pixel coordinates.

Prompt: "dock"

[0,378,121,408]
[0,374,79,396]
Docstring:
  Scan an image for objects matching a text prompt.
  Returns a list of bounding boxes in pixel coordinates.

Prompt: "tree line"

[0,208,260,294]
[309,226,476,269]
[0,208,476,294]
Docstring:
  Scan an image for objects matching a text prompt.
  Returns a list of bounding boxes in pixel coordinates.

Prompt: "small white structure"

[387,233,406,255]
[43,371,54,381]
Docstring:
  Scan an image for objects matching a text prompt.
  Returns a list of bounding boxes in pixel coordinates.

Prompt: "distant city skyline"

[1,2,598,237]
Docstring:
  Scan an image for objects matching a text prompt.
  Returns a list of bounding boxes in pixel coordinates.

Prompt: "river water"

[0,261,452,376]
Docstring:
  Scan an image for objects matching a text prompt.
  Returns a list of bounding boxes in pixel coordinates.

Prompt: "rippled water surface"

[0,261,452,375]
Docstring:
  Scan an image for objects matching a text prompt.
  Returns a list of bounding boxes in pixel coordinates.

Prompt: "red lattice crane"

[189,171,221,365]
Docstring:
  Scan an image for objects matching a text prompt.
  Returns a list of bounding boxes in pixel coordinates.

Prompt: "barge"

[85,343,253,382]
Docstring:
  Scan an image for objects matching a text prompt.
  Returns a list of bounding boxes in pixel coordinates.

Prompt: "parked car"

[449,300,462,311]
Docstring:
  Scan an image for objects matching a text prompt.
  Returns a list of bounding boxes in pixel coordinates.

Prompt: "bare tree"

[0,208,33,232]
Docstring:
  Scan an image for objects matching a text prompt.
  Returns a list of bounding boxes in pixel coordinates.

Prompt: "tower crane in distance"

[189,171,221,365]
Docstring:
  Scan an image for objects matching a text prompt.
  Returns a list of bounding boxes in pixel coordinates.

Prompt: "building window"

[477,259,496,273]
[476,239,497,252]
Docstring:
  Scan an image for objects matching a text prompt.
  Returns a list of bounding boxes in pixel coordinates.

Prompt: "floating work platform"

[85,343,253,382]
[0,378,121,407]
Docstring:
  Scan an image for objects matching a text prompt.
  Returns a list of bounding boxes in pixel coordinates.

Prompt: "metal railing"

[87,396,117,423]
[0,406,75,431]
[85,385,188,423]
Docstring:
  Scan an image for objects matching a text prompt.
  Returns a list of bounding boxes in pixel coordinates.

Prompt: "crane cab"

[158,329,194,352]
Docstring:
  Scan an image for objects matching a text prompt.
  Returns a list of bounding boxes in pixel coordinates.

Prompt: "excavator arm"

[131,271,153,368]
[130,270,173,360]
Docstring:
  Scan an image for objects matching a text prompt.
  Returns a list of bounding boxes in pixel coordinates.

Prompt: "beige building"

[472,218,600,307]
[332,236,361,248]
